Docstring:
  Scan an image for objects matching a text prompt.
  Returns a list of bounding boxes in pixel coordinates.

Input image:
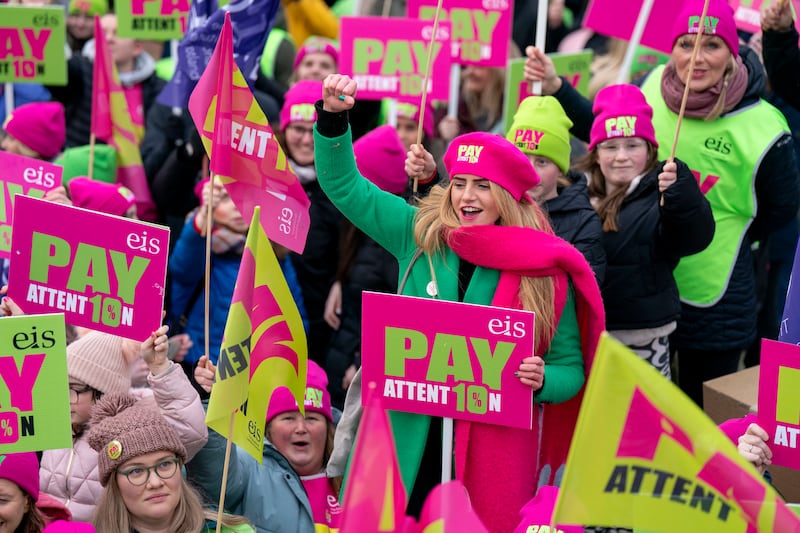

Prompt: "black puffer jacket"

[325,231,398,409]
[599,160,714,330]
[550,45,800,350]
[763,25,800,111]
[291,177,342,363]
[545,171,606,286]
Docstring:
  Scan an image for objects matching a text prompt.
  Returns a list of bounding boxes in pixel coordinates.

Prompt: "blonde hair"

[413,182,557,348]
[705,54,738,121]
[92,463,251,533]
[588,38,629,100]
[462,66,506,132]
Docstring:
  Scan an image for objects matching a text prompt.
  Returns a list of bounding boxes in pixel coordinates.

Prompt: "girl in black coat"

[577,84,714,377]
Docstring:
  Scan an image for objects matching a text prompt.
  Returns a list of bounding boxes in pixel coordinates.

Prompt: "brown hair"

[413,182,557,348]
[579,144,659,232]
[92,461,250,533]
[19,495,45,533]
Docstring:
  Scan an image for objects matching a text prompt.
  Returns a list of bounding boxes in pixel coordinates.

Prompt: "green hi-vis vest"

[640,65,790,307]
[260,28,293,79]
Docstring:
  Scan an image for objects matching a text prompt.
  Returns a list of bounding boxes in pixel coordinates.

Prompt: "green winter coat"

[314,126,584,494]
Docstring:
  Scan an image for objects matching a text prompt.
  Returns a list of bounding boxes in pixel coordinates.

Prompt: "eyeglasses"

[596,139,648,154]
[117,457,181,486]
[69,385,93,403]
[286,124,315,138]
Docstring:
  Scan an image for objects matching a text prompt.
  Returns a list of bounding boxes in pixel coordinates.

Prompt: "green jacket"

[315,126,583,494]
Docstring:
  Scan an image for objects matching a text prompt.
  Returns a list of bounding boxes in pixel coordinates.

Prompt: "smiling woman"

[315,73,606,532]
[187,360,340,533]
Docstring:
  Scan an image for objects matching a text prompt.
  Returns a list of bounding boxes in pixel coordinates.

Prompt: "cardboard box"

[703,365,800,502]
[703,365,759,425]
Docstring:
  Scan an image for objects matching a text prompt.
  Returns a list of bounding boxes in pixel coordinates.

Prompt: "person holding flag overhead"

[526,0,800,406]
[189,359,340,532]
[315,73,605,533]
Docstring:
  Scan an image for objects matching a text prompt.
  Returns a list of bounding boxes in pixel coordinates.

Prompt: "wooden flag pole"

[203,172,216,367]
[87,133,96,181]
[413,0,445,194]
[215,410,236,533]
[662,0,711,206]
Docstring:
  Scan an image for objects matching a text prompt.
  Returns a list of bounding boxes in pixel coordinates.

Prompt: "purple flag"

[779,237,800,344]
[157,0,279,108]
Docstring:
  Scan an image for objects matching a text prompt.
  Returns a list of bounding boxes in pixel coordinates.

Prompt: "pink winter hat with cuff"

[280,80,322,131]
[670,0,739,56]
[69,177,136,217]
[293,36,339,70]
[589,84,658,151]
[3,101,66,160]
[266,361,332,424]
[354,125,409,195]
[443,132,540,202]
[0,452,40,501]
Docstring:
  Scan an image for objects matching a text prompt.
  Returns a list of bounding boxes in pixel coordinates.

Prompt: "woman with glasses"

[87,394,252,533]
[38,328,208,523]
[575,83,714,376]
[525,0,799,404]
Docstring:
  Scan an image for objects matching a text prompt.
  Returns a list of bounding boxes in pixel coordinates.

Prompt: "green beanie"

[54,144,118,187]
[68,0,109,15]
[506,96,572,174]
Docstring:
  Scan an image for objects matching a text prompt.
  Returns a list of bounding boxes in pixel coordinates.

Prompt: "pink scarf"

[659,57,749,118]
[446,225,605,533]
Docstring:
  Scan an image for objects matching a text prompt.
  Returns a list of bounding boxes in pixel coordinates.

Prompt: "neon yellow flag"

[205,207,308,462]
[553,333,800,532]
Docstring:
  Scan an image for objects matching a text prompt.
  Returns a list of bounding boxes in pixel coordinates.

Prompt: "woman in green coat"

[316,74,605,533]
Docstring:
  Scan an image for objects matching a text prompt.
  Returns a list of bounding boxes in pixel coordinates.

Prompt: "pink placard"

[728,0,800,36]
[407,0,512,67]
[361,291,534,429]
[585,0,800,54]
[0,152,62,260]
[758,338,800,471]
[339,16,452,101]
[8,196,169,341]
[583,0,685,54]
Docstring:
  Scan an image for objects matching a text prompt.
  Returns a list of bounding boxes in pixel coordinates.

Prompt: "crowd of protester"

[0,0,799,530]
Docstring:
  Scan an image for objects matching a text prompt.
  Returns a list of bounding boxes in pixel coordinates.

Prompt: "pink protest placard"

[729,0,800,36]
[407,0,512,67]
[0,152,62,260]
[339,16,452,101]
[758,338,800,470]
[584,0,684,54]
[361,291,534,429]
[8,195,169,341]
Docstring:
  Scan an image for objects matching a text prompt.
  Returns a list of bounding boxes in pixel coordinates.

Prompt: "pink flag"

[188,13,311,254]
[91,15,158,221]
[91,17,112,141]
[339,383,408,533]
[417,481,489,532]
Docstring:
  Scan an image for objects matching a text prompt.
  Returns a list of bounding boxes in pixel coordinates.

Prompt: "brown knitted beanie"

[87,394,187,486]
[67,331,131,394]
